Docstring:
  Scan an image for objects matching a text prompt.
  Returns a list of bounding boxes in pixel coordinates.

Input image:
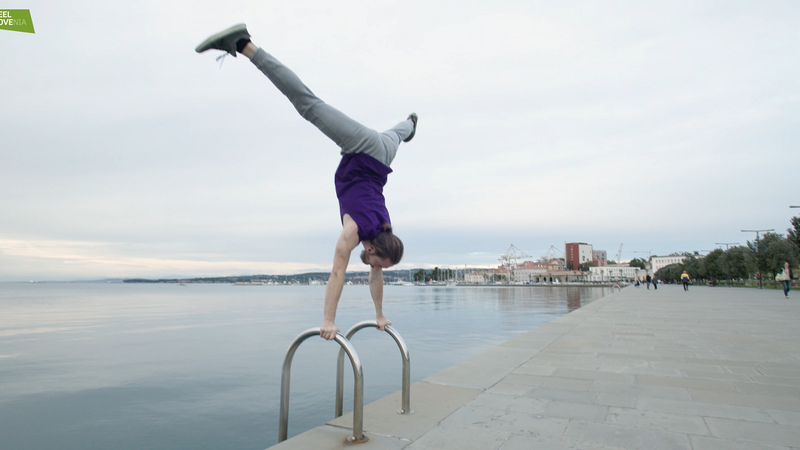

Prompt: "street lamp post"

[716,242,739,287]
[742,229,774,289]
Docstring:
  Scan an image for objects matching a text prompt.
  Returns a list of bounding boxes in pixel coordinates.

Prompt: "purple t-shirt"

[334,153,392,242]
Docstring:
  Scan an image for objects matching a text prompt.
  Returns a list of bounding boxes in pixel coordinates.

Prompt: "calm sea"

[0,283,610,450]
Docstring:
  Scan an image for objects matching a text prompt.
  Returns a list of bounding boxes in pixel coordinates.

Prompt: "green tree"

[727,246,754,280]
[629,258,647,270]
[682,254,701,281]
[655,264,683,282]
[747,232,783,276]
[766,239,800,275]
[788,216,800,251]
[717,246,753,282]
[413,269,426,282]
[699,249,725,280]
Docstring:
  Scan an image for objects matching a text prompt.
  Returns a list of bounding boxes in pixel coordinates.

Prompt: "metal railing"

[279,328,367,444]
[335,321,413,417]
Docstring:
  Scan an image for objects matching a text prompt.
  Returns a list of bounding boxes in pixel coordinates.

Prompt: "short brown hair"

[360,224,404,266]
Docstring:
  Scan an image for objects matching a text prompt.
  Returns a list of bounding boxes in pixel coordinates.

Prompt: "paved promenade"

[269,284,800,450]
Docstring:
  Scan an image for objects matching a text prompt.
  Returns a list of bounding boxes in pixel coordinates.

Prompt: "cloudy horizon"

[2,1,799,282]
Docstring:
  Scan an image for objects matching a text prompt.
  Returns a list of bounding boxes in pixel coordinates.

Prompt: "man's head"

[361,225,404,268]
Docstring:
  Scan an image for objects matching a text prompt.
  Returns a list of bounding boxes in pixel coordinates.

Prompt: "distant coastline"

[121,271,622,287]
[123,270,403,285]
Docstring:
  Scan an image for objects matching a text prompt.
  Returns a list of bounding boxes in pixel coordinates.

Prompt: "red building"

[565,242,593,270]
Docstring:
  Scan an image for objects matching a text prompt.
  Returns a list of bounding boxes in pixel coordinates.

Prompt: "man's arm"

[369,264,392,331]
[321,215,360,340]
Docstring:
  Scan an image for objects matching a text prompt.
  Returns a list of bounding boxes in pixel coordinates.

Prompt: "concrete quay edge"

[267,285,800,450]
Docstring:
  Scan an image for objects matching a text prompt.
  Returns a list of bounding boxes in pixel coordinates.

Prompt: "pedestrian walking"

[777,262,794,299]
[681,271,690,291]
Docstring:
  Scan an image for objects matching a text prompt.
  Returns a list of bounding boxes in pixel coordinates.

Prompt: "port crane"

[542,245,564,261]
[499,244,532,281]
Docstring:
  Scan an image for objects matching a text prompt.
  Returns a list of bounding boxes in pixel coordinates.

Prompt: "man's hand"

[375,315,392,331]
[320,319,340,340]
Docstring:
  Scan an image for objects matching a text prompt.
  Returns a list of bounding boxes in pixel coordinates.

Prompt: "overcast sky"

[1,0,798,281]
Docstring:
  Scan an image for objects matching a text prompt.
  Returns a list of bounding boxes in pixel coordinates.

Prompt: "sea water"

[0,283,610,450]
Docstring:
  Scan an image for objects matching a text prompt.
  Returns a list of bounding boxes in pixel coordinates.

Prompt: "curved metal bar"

[279,328,365,443]
[335,321,412,417]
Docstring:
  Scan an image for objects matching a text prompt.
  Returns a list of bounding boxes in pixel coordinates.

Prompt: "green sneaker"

[404,113,418,142]
[195,23,250,57]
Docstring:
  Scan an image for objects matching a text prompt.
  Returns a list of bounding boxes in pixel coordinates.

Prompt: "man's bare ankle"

[242,41,258,59]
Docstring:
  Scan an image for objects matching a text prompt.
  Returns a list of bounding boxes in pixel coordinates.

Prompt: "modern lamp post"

[742,229,774,289]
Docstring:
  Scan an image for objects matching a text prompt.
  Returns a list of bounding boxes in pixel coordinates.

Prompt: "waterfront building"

[552,259,568,271]
[651,254,688,274]
[565,242,593,270]
[461,261,582,284]
[527,270,586,284]
[463,271,487,283]
[589,265,641,282]
[533,259,565,272]
[512,261,549,283]
[592,250,607,267]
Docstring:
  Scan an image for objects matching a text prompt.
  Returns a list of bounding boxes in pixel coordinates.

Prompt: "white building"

[579,244,592,265]
[463,271,487,283]
[651,255,688,274]
[513,267,548,283]
[589,265,641,282]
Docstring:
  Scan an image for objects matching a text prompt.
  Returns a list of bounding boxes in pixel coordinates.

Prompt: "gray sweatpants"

[250,48,412,167]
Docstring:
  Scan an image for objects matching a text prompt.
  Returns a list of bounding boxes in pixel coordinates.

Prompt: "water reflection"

[567,288,582,312]
[0,283,610,450]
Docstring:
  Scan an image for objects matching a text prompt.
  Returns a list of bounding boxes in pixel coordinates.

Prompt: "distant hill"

[70,278,126,283]
[123,270,416,284]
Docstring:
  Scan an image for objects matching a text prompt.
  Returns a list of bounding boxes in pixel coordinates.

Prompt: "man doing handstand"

[196,24,418,340]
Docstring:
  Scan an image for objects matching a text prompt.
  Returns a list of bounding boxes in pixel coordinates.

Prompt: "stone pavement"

[269,284,800,449]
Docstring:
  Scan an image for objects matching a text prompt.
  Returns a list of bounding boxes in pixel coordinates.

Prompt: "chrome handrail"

[279,328,367,443]
[335,321,412,416]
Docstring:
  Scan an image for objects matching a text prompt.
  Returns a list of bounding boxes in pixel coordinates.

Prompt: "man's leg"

[371,120,414,167]
[244,43,415,167]
[197,25,416,166]
[246,46,378,149]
